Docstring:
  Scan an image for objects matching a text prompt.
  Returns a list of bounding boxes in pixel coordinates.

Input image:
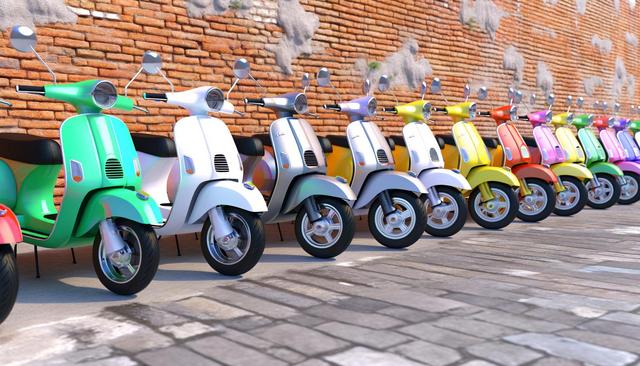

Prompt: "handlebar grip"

[16,85,45,95]
[382,107,397,113]
[433,107,447,113]
[518,115,530,121]
[245,98,265,106]
[478,111,491,116]
[143,92,167,101]
[323,104,341,111]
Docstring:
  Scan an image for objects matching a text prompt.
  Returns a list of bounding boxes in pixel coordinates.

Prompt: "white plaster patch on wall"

[186,0,253,17]
[503,45,525,86]
[459,0,507,41]
[612,56,629,98]
[355,39,432,90]
[576,0,589,14]
[583,76,603,96]
[614,0,621,11]
[544,0,560,4]
[532,25,557,38]
[248,0,277,24]
[627,75,636,98]
[68,6,120,20]
[630,0,637,9]
[625,32,638,48]
[536,61,554,96]
[592,35,613,54]
[273,0,320,75]
[0,0,77,28]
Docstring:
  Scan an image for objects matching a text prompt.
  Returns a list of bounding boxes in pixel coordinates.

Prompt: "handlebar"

[143,92,168,102]
[245,98,265,106]
[432,107,447,113]
[323,104,341,111]
[478,111,491,117]
[382,107,397,113]
[16,85,45,95]
[518,115,530,121]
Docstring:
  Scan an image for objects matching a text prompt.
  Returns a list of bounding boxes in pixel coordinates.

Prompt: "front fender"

[466,166,520,190]
[354,170,427,209]
[281,175,356,214]
[188,180,268,224]
[615,161,640,175]
[0,204,22,244]
[511,163,558,184]
[76,188,162,237]
[551,162,593,180]
[418,168,471,190]
[589,162,624,177]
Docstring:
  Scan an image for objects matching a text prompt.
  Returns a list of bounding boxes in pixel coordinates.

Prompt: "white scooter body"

[137,87,267,236]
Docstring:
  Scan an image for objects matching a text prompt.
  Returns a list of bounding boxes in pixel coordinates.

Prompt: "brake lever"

[133,105,149,114]
[234,110,245,117]
[306,112,320,119]
[0,99,12,107]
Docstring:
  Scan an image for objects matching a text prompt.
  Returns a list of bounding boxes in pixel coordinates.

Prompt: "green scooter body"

[0,80,162,248]
[574,115,624,177]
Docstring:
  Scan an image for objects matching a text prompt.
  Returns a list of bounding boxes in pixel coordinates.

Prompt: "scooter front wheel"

[554,176,587,216]
[619,172,640,205]
[295,197,355,258]
[424,186,467,237]
[201,208,265,276]
[93,219,159,296]
[0,245,18,324]
[469,183,518,230]
[516,178,555,222]
[369,190,427,248]
[585,174,621,209]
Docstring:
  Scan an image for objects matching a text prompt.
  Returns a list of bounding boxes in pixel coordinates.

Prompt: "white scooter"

[382,79,471,237]
[319,70,428,248]
[233,59,357,258]
[125,52,267,276]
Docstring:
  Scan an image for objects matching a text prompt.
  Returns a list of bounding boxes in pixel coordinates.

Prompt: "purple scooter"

[609,115,640,204]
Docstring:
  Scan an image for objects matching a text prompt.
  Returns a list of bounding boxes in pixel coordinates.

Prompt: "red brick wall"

[0,0,638,141]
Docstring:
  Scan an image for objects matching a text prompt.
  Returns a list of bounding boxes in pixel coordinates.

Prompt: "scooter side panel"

[496,124,530,168]
[616,161,640,175]
[577,129,607,165]
[136,152,175,211]
[281,174,356,214]
[0,161,17,208]
[0,204,22,244]
[198,116,244,182]
[635,131,640,148]
[617,131,640,160]
[418,168,470,191]
[402,122,444,173]
[533,126,565,165]
[392,145,411,173]
[187,180,268,225]
[326,145,354,184]
[353,170,426,209]
[599,129,625,162]
[441,144,460,170]
[511,163,558,183]
[550,163,593,180]
[346,121,390,195]
[555,127,586,163]
[452,122,491,176]
[465,166,520,190]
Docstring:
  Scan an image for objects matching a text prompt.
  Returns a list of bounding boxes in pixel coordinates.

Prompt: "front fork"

[99,219,131,268]
[426,187,443,207]
[208,206,238,248]
[518,178,532,197]
[478,182,496,202]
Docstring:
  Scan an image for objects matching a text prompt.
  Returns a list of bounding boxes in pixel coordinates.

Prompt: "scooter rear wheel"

[295,197,355,258]
[553,176,587,216]
[368,190,427,248]
[516,178,555,222]
[424,186,467,237]
[618,172,640,205]
[201,208,265,276]
[0,245,18,324]
[585,173,621,209]
[93,219,159,296]
[469,183,518,230]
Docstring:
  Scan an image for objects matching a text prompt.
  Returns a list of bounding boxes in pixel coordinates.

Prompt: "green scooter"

[0,26,162,295]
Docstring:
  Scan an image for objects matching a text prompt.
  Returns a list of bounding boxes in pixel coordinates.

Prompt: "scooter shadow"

[17,279,137,304]
[153,268,244,282]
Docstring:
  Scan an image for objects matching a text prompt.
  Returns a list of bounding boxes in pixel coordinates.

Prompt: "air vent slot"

[377,149,389,164]
[214,154,229,172]
[303,150,318,167]
[105,159,123,179]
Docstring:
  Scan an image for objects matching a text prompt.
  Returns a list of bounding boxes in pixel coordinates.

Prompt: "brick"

[252,323,348,355]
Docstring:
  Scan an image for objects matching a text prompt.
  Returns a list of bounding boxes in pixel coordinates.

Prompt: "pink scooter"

[0,204,21,324]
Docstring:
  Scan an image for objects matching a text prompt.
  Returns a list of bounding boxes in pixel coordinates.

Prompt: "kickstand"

[34,245,41,279]
[174,235,182,257]
[71,248,77,264]
[13,243,17,259]
[277,223,284,242]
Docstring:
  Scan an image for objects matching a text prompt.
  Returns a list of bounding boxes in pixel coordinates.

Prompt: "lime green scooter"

[0,26,162,295]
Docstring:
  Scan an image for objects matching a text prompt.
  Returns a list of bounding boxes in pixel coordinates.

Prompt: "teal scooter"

[0,26,162,295]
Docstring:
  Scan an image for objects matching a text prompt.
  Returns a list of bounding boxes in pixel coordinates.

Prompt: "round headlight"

[544,111,552,123]
[92,81,118,109]
[422,103,432,120]
[367,98,377,116]
[567,113,574,124]
[587,114,594,126]
[293,93,308,115]
[205,87,225,111]
[608,117,615,128]
[509,106,518,121]
[468,103,477,120]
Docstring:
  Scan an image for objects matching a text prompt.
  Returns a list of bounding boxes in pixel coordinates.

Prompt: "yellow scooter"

[434,82,520,229]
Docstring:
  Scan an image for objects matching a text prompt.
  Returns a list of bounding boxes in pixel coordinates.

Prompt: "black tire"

[368,190,427,249]
[585,174,621,209]
[295,197,355,258]
[93,219,159,296]
[468,182,518,230]
[424,186,467,237]
[618,172,640,205]
[553,176,588,216]
[201,208,265,276]
[0,245,18,324]
[516,178,556,222]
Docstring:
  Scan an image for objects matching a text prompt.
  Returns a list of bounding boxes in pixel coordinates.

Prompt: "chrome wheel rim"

[586,177,615,204]
[518,183,548,216]
[206,212,251,265]
[621,175,639,200]
[426,191,459,230]
[556,181,580,209]
[98,225,141,284]
[374,197,416,239]
[473,188,511,223]
[301,203,343,249]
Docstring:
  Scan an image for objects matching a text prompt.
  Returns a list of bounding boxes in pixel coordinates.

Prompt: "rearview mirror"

[530,93,537,106]
[566,95,573,106]
[378,75,391,92]
[463,84,471,99]
[142,51,162,74]
[614,102,621,113]
[546,94,555,106]
[478,86,488,101]
[507,87,515,100]
[577,97,584,108]
[430,78,441,94]
[602,101,609,111]
[10,25,37,52]
[301,73,310,92]
[316,68,331,87]
[514,90,523,104]
[233,59,251,79]
[420,81,427,100]
[363,79,371,95]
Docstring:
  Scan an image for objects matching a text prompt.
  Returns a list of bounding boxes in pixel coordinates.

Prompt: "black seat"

[234,136,264,156]
[327,135,350,149]
[436,136,446,149]
[386,137,395,151]
[253,133,272,147]
[131,133,177,158]
[437,135,456,146]
[482,137,500,149]
[390,135,405,147]
[523,136,538,148]
[0,133,62,165]
[318,136,333,154]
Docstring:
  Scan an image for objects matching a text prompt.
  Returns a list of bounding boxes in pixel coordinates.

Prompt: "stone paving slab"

[2,205,640,365]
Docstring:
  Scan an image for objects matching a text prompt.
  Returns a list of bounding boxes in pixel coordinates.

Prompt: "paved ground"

[1,205,640,366]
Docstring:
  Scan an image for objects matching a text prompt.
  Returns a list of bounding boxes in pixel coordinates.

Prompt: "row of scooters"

[1,25,640,325]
